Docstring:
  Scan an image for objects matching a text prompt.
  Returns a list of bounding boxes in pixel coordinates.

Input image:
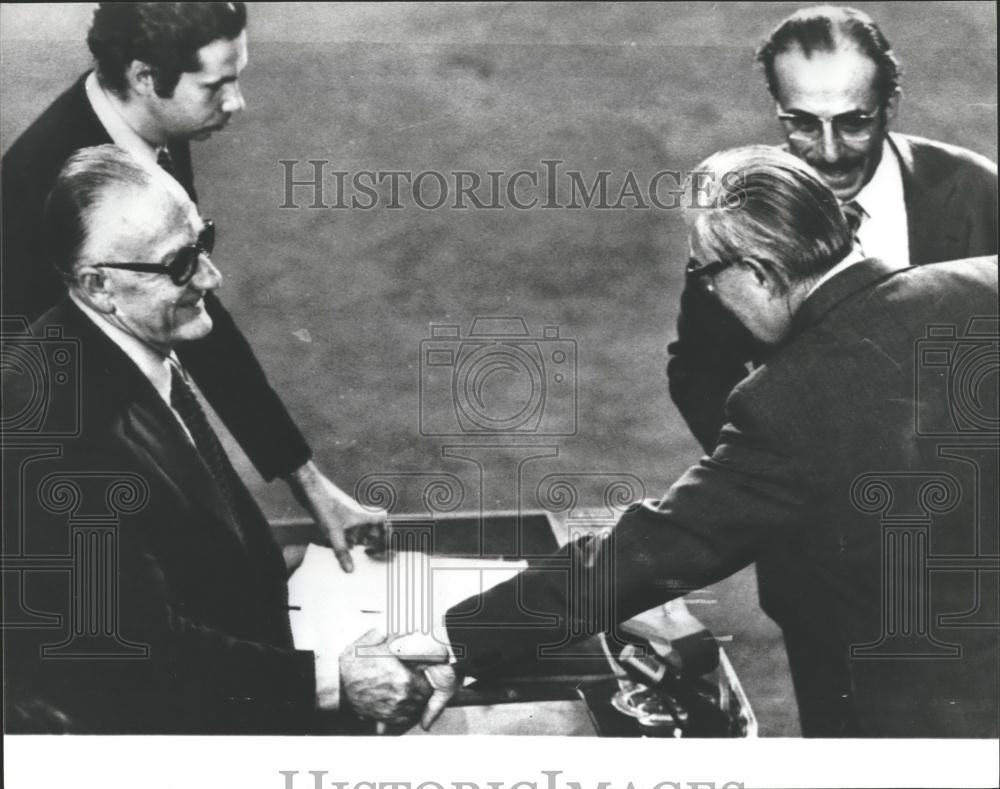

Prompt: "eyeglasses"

[96,220,215,286]
[777,110,880,146]
[686,256,741,289]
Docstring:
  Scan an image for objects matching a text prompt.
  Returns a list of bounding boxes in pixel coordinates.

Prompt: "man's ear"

[125,60,158,98]
[74,268,116,313]
[742,257,789,294]
[883,88,902,126]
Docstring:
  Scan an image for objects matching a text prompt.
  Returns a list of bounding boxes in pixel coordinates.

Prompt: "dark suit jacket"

[664,135,999,734]
[447,256,1000,737]
[2,299,317,734]
[1,73,310,481]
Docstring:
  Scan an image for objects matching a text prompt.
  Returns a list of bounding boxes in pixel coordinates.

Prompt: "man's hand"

[286,460,388,572]
[340,629,433,725]
[389,631,459,730]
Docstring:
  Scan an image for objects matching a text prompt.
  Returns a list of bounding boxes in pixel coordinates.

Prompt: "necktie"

[841,200,867,255]
[156,147,177,179]
[169,366,246,544]
[842,200,866,236]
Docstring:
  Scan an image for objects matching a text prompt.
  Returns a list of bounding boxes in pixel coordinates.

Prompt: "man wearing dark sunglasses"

[2,2,384,573]
[95,220,216,286]
[3,145,430,733]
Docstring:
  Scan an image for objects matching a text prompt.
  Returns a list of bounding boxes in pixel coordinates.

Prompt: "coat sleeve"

[1,150,71,320]
[446,384,808,678]
[666,279,758,452]
[116,528,318,732]
[962,159,998,258]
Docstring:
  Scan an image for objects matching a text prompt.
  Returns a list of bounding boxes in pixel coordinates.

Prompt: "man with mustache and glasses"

[2,2,383,576]
[664,5,997,736]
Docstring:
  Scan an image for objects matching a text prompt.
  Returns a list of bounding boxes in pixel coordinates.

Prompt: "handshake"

[335,630,461,730]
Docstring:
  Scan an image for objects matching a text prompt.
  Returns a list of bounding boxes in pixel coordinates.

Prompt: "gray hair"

[686,145,853,283]
[43,144,168,279]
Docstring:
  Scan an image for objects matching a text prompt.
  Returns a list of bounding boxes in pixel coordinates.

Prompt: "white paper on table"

[287,543,526,657]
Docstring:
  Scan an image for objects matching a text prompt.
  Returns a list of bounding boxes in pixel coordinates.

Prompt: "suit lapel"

[53,300,248,550]
[890,133,961,265]
[120,400,248,550]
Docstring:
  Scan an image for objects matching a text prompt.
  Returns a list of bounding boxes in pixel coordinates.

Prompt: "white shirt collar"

[851,137,904,218]
[806,246,868,298]
[69,291,179,406]
[84,71,165,170]
[839,137,911,270]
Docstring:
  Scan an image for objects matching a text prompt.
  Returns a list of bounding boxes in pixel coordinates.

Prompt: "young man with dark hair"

[86,1,249,99]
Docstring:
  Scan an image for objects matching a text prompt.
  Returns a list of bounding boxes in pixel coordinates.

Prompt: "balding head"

[757,5,901,105]
[755,6,902,201]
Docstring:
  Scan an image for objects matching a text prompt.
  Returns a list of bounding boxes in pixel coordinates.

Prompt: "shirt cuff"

[313,651,341,711]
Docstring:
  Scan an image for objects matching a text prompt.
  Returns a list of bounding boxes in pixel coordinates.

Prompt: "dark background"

[2,2,996,736]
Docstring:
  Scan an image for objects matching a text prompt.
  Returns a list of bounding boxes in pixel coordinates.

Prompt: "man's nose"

[818,120,842,163]
[191,253,223,291]
[220,82,246,115]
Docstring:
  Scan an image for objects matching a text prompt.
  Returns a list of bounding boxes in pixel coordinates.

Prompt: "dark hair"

[756,5,902,104]
[687,146,853,282]
[87,2,247,99]
[44,145,161,279]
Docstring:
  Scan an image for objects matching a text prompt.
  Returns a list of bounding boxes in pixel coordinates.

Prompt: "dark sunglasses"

[96,220,215,286]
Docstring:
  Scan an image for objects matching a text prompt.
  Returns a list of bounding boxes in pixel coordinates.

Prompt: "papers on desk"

[287,543,526,656]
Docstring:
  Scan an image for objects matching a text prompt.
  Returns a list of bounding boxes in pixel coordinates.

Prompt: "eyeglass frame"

[776,106,883,147]
[95,220,215,286]
[685,256,743,290]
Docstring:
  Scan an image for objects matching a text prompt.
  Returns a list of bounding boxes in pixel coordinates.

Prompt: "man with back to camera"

[3,145,430,733]
[393,145,999,738]
[1,2,383,570]
[663,4,999,735]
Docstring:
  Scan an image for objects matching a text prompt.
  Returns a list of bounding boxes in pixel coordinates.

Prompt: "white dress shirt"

[850,138,911,270]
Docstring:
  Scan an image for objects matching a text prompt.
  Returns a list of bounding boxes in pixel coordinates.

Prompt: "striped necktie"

[169,366,246,545]
[841,200,868,255]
